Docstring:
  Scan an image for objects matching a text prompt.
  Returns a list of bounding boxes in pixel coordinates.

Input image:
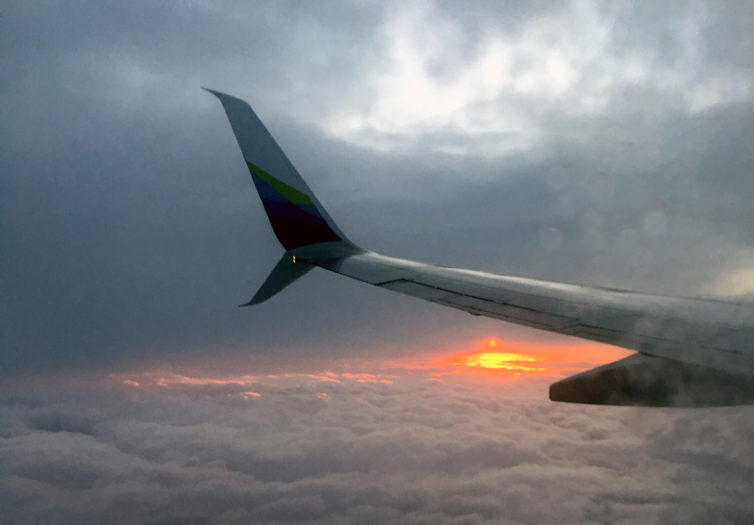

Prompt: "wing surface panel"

[299,249,754,376]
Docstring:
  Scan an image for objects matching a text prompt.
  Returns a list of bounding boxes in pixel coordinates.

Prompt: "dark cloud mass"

[2,377,753,524]
[2,0,754,372]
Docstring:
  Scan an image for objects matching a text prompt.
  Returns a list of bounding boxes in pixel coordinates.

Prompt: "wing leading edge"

[206,89,754,407]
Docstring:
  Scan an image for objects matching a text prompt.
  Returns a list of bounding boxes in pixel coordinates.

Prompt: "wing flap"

[549,353,754,407]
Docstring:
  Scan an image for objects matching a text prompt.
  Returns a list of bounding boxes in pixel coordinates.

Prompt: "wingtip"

[239,299,260,307]
[240,293,269,307]
[202,87,227,99]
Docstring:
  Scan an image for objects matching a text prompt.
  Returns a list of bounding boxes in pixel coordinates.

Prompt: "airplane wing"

[205,89,754,407]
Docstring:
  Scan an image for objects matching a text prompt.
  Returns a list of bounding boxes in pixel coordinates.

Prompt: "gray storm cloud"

[1,0,753,373]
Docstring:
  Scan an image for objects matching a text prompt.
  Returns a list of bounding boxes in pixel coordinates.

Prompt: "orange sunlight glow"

[452,352,545,371]
[240,391,261,399]
[341,372,395,384]
[113,336,632,395]
[400,336,633,380]
[443,337,547,373]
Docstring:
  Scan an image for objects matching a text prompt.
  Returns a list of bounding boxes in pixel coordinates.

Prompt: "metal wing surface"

[296,247,754,406]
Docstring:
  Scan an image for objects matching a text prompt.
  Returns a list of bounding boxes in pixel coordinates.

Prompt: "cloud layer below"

[2,367,752,524]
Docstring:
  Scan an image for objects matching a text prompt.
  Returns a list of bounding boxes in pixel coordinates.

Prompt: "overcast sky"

[2,2,754,523]
[2,0,754,374]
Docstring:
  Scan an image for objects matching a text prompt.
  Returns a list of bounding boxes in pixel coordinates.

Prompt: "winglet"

[204,88,355,251]
[242,251,314,306]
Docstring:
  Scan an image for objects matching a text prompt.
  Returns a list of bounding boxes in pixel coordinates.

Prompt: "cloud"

[328,0,753,153]
[1,371,753,524]
[702,248,754,298]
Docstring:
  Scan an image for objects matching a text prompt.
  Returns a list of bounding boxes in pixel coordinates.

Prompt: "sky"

[2,0,754,374]
[1,1,753,522]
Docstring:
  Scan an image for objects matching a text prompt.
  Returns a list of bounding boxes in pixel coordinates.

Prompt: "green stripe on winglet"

[245,160,314,206]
